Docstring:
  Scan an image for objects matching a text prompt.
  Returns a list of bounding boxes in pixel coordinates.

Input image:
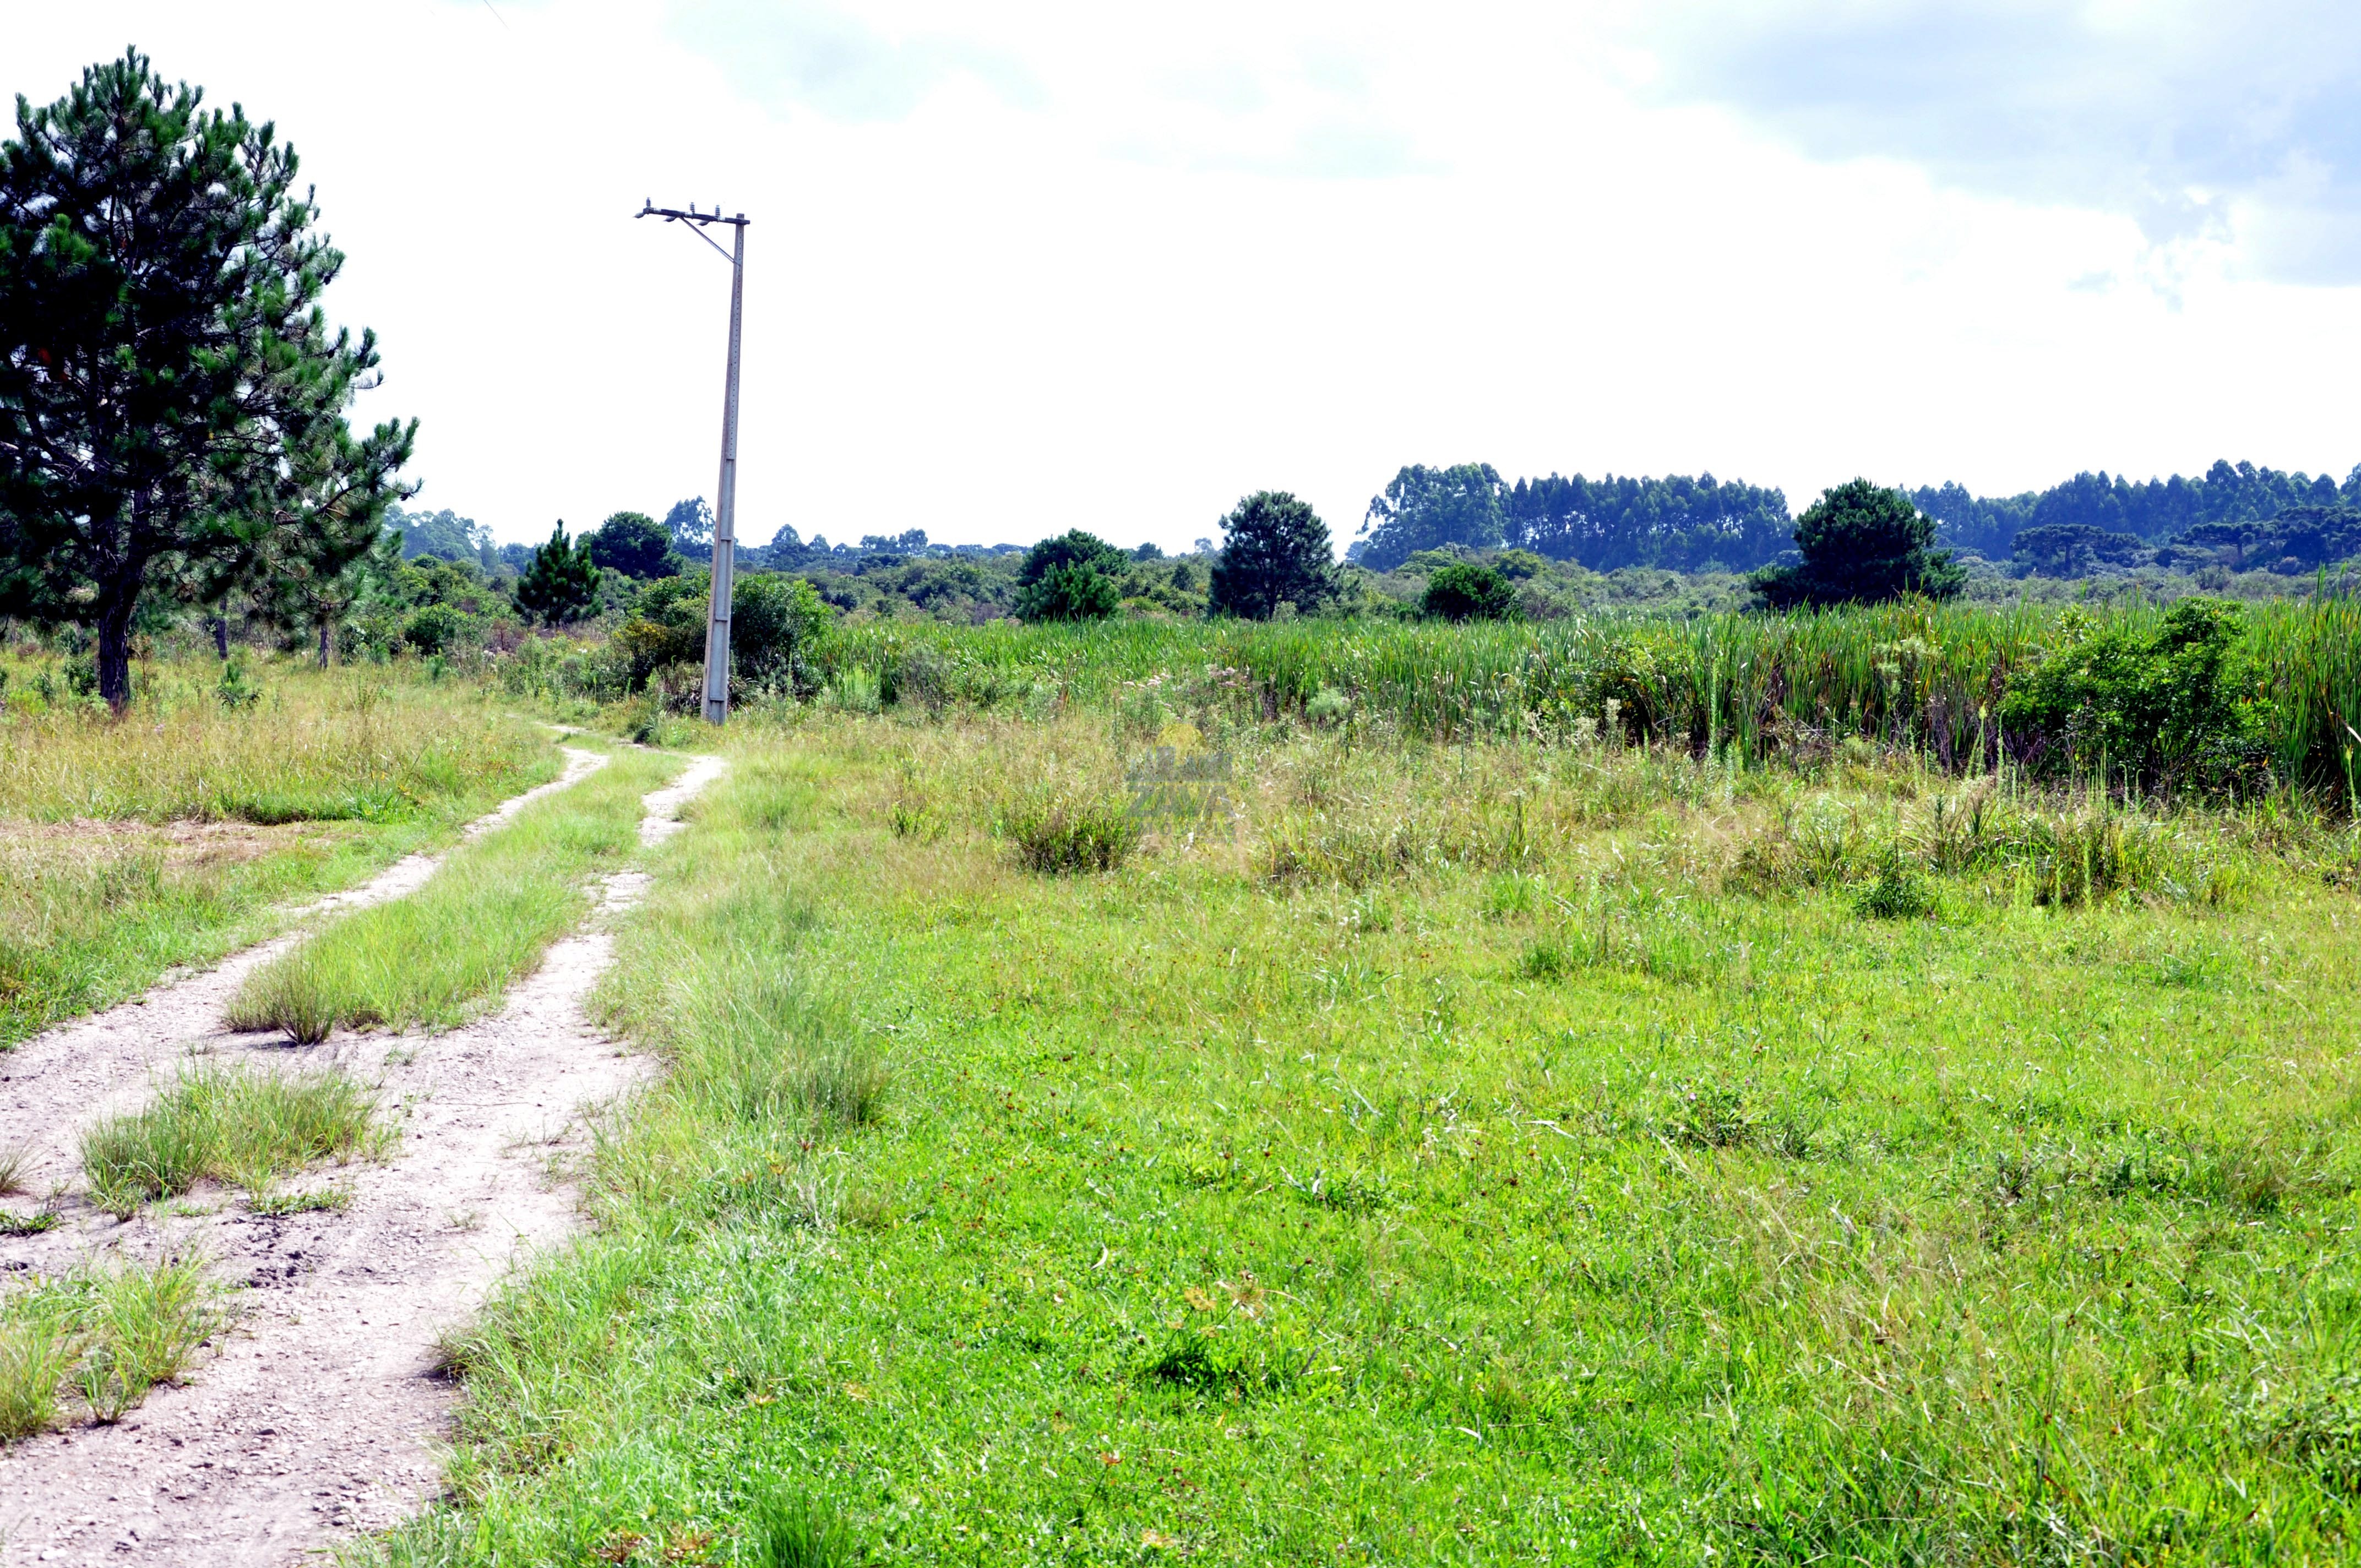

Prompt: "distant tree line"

[1912,461,2361,558]
[1351,459,2361,584]
[1353,464,1792,575]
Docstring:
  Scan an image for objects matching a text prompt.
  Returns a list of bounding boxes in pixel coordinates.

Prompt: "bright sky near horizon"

[14,2,2361,551]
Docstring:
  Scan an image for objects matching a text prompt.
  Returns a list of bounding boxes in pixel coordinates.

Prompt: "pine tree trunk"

[96,596,135,715]
[317,618,332,668]
[215,615,230,660]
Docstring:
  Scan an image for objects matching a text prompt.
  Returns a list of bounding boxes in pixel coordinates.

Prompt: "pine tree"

[1209,492,1337,619]
[1750,480,1963,609]
[512,522,602,626]
[0,51,412,709]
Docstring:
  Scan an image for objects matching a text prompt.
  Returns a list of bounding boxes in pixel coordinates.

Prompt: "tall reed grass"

[809,596,2361,803]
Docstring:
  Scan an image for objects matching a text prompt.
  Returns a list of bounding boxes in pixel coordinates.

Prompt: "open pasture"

[385,677,2361,1566]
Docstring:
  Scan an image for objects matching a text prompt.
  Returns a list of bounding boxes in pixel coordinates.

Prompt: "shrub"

[612,571,832,697]
[733,574,833,693]
[401,603,465,657]
[611,613,701,693]
[1666,1079,1757,1148]
[1421,564,1518,622]
[1016,560,1121,623]
[2000,598,2267,794]
[1305,686,1352,725]
[1853,858,1934,919]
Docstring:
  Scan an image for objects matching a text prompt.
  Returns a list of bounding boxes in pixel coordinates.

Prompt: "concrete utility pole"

[638,199,749,724]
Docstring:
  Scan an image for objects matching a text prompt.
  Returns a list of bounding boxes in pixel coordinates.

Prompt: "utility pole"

[638,199,749,723]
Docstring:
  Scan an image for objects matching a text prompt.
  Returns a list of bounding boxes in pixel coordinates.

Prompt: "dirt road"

[0,749,723,1566]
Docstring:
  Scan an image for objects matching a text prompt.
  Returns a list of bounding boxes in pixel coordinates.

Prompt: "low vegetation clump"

[998,788,1141,874]
[79,1064,382,1215]
[226,744,678,1039]
[0,1257,220,1435]
[1419,561,1519,620]
[374,707,2361,1565]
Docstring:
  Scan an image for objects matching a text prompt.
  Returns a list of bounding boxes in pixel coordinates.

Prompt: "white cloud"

[8,2,2360,555]
[1632,0,2361,281]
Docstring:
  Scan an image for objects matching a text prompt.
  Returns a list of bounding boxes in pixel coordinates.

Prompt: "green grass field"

[0,658,554,1044]
[379,706,2361,1565]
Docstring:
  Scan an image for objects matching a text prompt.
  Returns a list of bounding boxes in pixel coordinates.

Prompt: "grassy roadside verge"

[385,715,2361,1566]
[227,744,679,1038]
[0,669,556,1046]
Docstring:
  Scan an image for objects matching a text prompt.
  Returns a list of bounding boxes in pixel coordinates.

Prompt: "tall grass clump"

[749,1489,860,1568]
[71,1256,217,1422]
[227,746,676,1039]
[79,1065,382,1215]
[0,1289,81,1438]
[0,1256,219,1435]
[999,790,1140,873]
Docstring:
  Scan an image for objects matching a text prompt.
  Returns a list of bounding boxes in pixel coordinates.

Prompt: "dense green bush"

[1016,561,1122,623]
[584,511,681,580]
[604,570,834,700]
[732,574,832,693]
[400,603,467,657]
[2000,598,2267,794]
[1421,564,1518,622]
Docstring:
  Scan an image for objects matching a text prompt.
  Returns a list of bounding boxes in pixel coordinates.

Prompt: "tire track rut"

[0,750,723,1566]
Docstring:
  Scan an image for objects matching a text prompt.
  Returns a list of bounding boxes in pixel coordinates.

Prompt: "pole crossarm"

[637,200,749,264]
[639,198,750,725]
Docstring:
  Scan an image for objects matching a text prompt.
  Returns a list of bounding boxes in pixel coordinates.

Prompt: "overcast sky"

[16,2,2361,551]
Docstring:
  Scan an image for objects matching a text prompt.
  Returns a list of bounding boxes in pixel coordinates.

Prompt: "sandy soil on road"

[0,748,723,1567]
